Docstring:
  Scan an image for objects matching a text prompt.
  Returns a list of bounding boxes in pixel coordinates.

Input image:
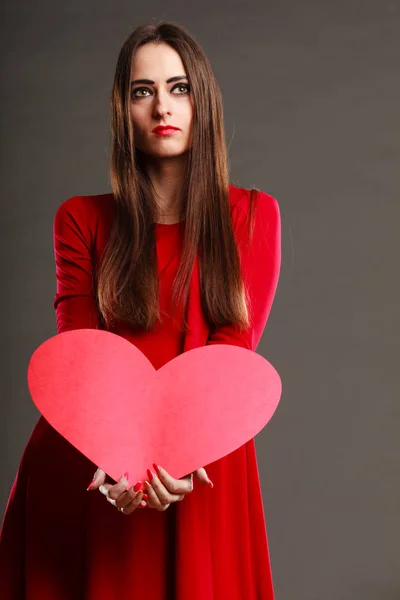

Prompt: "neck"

[145,153,188,223]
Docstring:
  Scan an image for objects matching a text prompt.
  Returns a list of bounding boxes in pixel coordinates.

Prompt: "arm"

[53,196,102,333]
[206,190,281,351]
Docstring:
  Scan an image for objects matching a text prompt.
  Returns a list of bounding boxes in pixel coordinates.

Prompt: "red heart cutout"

[27,329,281,485]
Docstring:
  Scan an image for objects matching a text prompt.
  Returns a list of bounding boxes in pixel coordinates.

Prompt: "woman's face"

[129,42,193,159]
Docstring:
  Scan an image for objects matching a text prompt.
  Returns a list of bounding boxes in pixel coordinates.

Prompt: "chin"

[147,147,190,159]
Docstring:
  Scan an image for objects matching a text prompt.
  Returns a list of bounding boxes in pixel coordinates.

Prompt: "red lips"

[152,125,180,133]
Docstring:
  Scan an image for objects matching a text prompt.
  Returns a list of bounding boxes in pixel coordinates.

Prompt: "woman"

[0,20,281,600]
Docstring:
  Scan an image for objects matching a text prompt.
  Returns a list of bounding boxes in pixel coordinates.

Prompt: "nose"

[152,89,172,119]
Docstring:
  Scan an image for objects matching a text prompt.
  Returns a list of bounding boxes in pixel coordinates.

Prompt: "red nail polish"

[124,472,129,481]
[153,463,160,474]
[208,479,214,488]
[143,493,148,500]
[134,481,142,492]
[86,478,95,491]
[147,469,155,481]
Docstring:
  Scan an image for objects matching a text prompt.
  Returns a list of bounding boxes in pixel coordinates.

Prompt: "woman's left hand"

[145,465,213,511]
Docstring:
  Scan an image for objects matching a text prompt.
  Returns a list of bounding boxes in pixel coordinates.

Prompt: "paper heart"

[27,329,281,486]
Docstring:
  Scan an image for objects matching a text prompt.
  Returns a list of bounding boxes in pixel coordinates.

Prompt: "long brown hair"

[96,20,255,333]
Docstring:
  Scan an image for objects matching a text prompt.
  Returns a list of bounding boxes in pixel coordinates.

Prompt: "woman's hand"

[144,465,213,512]
[87,469,147,515]
[87,465,213,514]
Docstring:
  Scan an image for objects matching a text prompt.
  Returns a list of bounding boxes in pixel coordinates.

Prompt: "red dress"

[0,183,281,599]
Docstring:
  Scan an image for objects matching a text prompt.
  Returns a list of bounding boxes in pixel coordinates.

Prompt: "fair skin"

[130,41,194,224]
[88,42,212,514]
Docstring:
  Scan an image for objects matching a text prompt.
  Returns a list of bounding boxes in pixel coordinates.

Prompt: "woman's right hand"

[87,468,147,515]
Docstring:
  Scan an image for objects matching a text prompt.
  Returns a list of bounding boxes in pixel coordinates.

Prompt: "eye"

[131,83,191,99]
[172,83,190,94]
[131,87,151,99]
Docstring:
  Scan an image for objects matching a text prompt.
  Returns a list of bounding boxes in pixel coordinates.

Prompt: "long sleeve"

[53,196,101,333]
[206,190,281,351]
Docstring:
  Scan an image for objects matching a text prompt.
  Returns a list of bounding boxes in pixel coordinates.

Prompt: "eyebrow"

[130,75,188,86]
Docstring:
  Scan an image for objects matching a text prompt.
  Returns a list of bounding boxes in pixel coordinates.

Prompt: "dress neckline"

[154,220,185,227]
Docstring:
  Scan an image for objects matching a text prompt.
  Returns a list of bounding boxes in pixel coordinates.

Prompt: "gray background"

[1,1,399,598]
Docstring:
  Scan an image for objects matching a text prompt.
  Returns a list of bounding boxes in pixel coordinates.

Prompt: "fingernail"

[143,493,148,500]
[124,472,129,481]
[86,477,96,491]
[139,500,147,508]
[153,463,161,474]
[86,468,99,491]
[208,479,214,488]
[147,469,155,481]
[133,481,142,492]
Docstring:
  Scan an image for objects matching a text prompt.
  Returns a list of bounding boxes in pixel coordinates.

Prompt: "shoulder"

[228,183,280,228]
[54,192,114,219]
[54,192,114,229]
